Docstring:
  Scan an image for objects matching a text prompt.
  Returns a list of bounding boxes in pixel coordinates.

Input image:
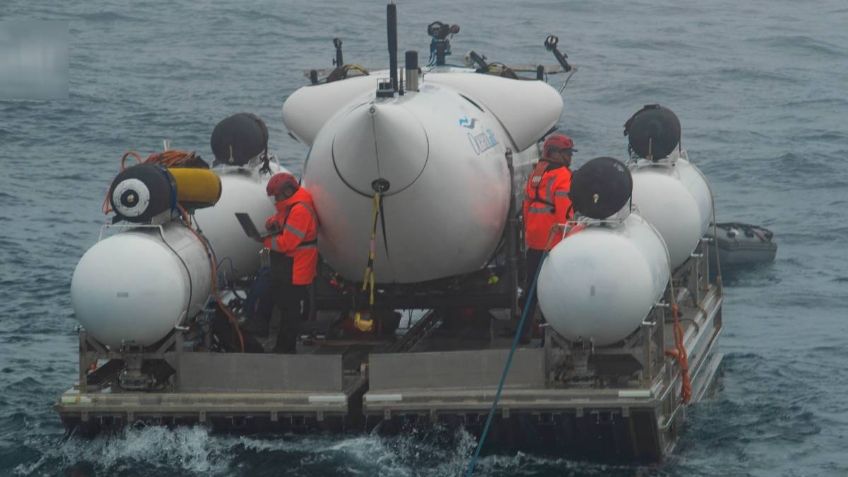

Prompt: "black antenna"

[387,3,398,93]
[544,35,572,72]
[333,38,344,67]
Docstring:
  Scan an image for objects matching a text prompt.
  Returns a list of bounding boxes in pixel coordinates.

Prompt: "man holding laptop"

[240,172,318,354]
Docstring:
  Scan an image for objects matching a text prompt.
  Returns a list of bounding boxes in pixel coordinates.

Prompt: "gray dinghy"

[709,222,777,270]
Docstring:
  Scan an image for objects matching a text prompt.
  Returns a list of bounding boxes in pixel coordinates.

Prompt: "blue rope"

[464,251,548,477]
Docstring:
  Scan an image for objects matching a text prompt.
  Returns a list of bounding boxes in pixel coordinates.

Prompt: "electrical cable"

[158,225,193,329]
[179,205,245,352]
[464,227,561,477]
[558,65,577,94]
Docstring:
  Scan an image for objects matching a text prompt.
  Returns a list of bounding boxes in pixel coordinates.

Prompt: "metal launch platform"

[56,240,722,462]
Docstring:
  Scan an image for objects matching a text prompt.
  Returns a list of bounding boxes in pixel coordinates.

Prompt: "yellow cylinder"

[168,168,222,209]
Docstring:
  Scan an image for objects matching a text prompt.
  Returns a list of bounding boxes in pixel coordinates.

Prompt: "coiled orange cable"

[665,302,692,404]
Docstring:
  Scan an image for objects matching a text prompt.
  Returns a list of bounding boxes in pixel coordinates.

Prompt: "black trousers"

[271,281,307,353]
[270,252,308,353]
[520,248,546,341]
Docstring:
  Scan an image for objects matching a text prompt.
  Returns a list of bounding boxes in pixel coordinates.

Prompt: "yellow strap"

[360,193,382,306]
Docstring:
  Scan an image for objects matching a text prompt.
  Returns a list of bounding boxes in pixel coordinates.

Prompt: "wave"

[752,35,847,58]
[771,152,840,177]
[711,66,799,84]
[609,37,699,53]
[0,192,23,205]
[219,9,290,24]
[781,97,848,109]
[74,12,137,22]
[797,130,848,143]
[8,424,667,477]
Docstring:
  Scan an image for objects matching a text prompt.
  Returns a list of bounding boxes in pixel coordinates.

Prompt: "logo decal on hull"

[458,116,477,129]
[468,128,498,155]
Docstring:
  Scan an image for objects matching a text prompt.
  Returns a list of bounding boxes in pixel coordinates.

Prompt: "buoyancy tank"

[536,156,671,346]
[626,106,713,269]
[630,154,712,269]
[71,221,212,348]
[537,212,670,346]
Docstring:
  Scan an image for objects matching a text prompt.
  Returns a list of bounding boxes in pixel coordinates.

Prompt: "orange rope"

[664,302,692,404]
[563,222,585,238]
[101,192,113,215]
[143,150,204,168]
[121,151,143,170]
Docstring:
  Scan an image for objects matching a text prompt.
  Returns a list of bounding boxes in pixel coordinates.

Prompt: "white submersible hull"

[283,68,563,283]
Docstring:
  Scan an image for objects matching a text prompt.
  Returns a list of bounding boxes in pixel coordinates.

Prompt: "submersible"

[58,4,725,463]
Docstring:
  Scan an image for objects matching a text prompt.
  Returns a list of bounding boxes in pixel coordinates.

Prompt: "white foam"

[56,426,233,476]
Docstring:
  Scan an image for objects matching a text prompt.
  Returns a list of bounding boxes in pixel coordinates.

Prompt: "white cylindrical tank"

[630,156,712,269]
[537,213,670,346]
[193,163,281,279]
[71,221,212,348]
[675,153,713,233]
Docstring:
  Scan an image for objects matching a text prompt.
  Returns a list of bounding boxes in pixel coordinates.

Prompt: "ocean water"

[2,0,847,475]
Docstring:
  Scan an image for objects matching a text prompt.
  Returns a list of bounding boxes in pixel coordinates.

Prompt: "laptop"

[235,212,275,241]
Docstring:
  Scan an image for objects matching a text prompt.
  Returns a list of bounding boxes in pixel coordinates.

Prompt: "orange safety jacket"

[263,187,319,285]
[523,160,573,250]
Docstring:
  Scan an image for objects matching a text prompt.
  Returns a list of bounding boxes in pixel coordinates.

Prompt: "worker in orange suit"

[520,133,576,342]
[261,172,318,353]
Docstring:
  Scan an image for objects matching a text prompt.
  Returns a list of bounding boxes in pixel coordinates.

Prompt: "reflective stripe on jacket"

[523,161,573,250]
[263,187,319,285]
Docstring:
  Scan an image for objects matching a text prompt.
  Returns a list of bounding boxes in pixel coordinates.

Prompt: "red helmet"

[266,172,299,198]
[543,134,577,156]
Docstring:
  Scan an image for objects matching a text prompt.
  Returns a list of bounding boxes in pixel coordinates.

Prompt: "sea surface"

[2,0,847,475]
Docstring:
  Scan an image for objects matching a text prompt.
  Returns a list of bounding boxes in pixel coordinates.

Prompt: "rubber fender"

[570,157,632,219]
[210,113,268,166]
[624,104,681,160]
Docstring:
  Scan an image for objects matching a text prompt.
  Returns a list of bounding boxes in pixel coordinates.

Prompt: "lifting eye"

[371,178,390,193]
